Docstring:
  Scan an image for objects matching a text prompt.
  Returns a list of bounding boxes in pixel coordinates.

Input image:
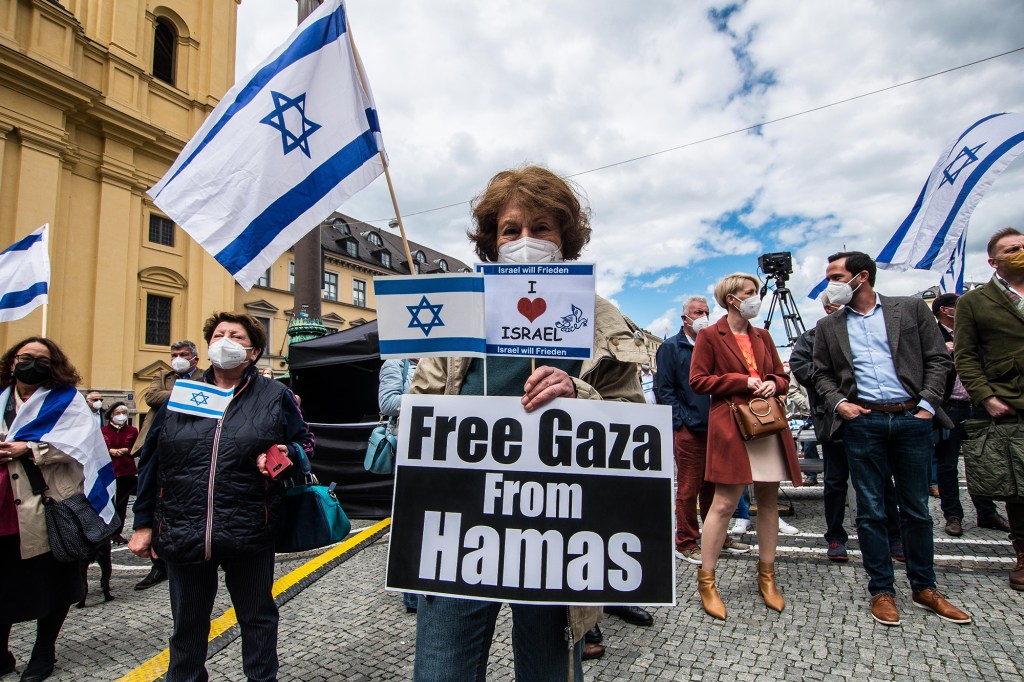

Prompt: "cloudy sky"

[236,0,1024,346]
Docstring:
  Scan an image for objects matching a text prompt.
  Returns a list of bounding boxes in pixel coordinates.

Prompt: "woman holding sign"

[129,312,314,682]
[409,166,648,681]
[689,273,802,620]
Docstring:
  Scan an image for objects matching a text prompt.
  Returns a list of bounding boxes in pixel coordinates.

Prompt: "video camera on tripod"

[757,251,806,346]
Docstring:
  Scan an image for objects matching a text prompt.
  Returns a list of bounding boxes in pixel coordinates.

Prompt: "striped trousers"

[166,547,278,682]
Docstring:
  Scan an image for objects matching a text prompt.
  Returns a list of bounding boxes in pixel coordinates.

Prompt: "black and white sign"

[386,395,675,606]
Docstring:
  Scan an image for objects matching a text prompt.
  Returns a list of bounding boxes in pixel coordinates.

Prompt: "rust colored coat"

[689,317,802,486]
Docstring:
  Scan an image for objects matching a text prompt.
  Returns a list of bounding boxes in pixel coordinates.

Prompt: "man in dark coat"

[813,251,969,627]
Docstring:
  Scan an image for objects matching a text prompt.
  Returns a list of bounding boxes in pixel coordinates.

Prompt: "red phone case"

[265,445,293,479]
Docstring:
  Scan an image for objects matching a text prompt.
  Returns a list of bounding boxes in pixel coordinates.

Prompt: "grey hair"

[682,295,709,312]
[170,340,198,357]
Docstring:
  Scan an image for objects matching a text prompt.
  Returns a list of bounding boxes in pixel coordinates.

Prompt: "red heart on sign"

[517,297,547,323]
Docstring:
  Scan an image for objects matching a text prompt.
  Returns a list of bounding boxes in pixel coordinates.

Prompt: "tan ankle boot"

[697,567,727,620]
[757,561,785,612]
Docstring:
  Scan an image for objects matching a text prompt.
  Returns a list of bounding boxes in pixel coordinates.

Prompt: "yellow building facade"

[0,0,239,407]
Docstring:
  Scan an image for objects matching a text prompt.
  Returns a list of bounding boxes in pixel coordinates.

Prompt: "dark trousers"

[1008,501,1024,542]
[80,541,112,595]
[0,604,70,663]
[842,411,936,595]
[821,440,901,545]
[166,548,278,682]
[114,475,138,536]
[935,403,999,521]
[674,426,715,551]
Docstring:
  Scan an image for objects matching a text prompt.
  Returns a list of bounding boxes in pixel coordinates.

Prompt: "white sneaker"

[730,518,751,535]
[778,518,800,535]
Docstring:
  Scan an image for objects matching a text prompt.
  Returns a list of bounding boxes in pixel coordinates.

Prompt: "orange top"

[733,333,760,379]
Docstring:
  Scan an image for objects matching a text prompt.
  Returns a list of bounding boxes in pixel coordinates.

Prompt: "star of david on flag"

[375,274,486,359]
[810,113,1024,299]
[149,0,385,290]
[168,380,234,419]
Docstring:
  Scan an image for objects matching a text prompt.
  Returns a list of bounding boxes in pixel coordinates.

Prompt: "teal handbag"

[276,446,351,553]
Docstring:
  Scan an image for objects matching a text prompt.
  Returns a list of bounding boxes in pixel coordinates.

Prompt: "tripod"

[761,275,806,347]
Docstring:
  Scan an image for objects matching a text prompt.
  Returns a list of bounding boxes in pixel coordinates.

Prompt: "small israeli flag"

[0,225,50,323]
[374,274,486,359]
[167,380,234,419]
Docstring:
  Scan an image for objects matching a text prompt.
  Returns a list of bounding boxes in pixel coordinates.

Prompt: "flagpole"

[40,224,49,338]
[345,26,417,274]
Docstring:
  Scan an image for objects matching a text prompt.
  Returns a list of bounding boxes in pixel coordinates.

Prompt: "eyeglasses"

[14,354,50,366]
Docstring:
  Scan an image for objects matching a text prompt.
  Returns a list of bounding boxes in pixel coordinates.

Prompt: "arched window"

[153,18,177,85]
[437,259,448,272]
[415,250,426,264]
[367,232,382,247]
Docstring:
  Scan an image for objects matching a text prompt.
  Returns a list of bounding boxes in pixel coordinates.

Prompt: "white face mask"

[824,274,864,306]
[207,338,249,370]
[496,237,563,264]
[111,413,128,426]
[732,294,761,320]
[170,357,192,374]
[91,400,103,410]
[688,315,710,333]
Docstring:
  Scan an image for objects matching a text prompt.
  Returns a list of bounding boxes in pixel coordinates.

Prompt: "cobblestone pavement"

[4,482,1020,681]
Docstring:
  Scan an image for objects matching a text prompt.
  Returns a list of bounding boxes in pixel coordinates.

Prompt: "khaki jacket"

[410,295,647,643]
[8,443,85,559]
[132,366,204,454]
[953,278,1024,409]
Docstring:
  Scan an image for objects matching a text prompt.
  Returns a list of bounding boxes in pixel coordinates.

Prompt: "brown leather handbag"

[729,397,789,441]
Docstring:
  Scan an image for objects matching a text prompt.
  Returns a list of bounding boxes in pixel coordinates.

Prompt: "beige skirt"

[745,434,788,482]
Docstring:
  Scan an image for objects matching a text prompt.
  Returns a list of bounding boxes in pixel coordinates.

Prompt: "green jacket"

[953,277,1024,409]
[409,294,647,644]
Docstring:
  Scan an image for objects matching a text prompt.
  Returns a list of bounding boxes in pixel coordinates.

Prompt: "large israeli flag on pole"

[375,274,487,359]
[0,225,50,323]
[876,113,1024,272]
[149,0,384,290]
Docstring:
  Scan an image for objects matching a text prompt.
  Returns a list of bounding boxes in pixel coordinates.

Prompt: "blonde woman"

[689,273,802,620]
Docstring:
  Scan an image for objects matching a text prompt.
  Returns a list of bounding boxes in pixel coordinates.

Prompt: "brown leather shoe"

[978,514,1012,533]
[870,593,900,626]
[944,517,963,537]
[911,589,972,624]
[582,642,605,661]
[1010,539,1024,592]
[757,561,785,612]
[697,567,726,620]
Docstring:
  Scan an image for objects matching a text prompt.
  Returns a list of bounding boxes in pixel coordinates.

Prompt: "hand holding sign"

[522,365,576,412]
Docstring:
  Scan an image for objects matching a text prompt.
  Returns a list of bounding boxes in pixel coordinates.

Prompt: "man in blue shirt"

[812,252,970,627]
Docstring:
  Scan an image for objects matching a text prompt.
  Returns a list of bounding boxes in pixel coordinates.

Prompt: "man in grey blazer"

[812,251,970,627]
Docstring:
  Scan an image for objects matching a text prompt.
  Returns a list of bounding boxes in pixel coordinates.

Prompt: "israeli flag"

[0,385,116,523]
[149,0,384,290]
[375,274,486,359]
[939,230,968,295]
[167,380,234,419]
[877,113,1024,272]
[0,225,50,323]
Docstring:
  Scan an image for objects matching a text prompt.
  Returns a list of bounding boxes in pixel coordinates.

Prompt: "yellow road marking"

[117,519,392,682]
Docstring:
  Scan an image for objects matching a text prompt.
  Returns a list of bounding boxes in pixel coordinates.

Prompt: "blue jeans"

[414,596,584,682]
[732,487,750,520]
[821,439,902,545]
[842,411,936,595]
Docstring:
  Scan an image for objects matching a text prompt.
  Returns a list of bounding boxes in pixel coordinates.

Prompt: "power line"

[365,45,1024,224]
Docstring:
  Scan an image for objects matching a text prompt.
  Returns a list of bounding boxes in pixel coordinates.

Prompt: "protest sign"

[476,263,595,359]
[386,394,675,606]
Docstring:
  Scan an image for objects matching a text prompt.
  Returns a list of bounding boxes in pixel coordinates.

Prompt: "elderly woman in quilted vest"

[130,312,313,682]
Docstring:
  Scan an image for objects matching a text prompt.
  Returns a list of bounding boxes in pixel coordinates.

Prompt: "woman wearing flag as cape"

[0,337,115,682]
[409,166,648,681]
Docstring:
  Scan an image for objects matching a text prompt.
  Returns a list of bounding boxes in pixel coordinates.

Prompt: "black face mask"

[13,359,51,385]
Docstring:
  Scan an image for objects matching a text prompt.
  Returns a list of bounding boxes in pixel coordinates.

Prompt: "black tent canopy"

[289,321,392,519]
